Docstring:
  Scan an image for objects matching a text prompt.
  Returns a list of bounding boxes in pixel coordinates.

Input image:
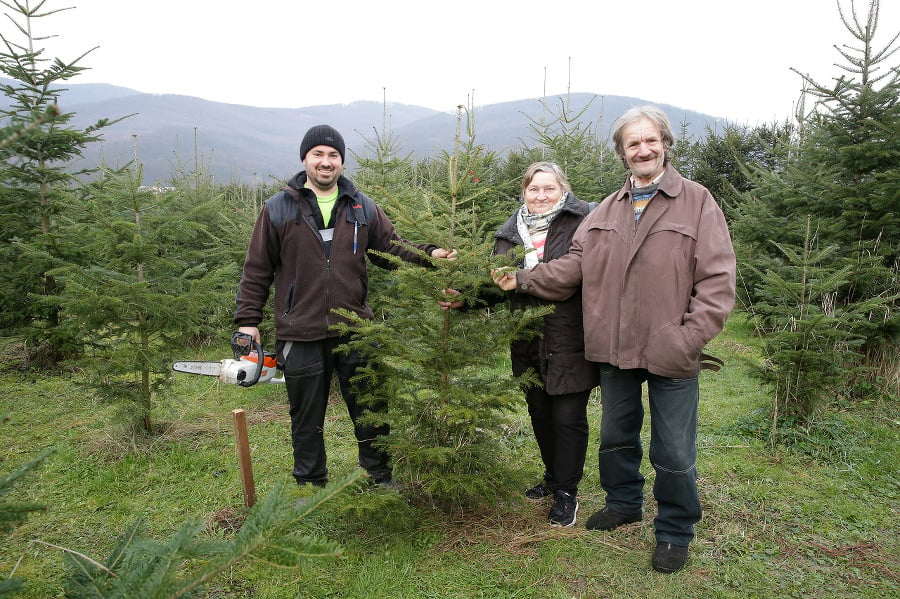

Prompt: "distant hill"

[4,80,727,184]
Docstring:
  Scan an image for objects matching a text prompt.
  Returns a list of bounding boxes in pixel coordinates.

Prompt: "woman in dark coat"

[444,162,597,527]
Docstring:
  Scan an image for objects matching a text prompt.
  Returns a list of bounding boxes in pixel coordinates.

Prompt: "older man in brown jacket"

[494,105,736,573]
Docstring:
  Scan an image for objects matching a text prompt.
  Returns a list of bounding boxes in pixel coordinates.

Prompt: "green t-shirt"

[310,188,339,226]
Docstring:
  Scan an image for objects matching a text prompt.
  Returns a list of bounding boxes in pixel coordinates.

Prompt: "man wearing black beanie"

[299,124,345,163]
[234,124,455,492]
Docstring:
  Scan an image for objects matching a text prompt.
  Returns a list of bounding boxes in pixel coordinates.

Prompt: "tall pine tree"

[732,0,899,418]
[0,1,125,364]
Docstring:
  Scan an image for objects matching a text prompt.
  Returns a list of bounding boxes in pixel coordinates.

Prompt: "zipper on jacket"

[282,282,295,318]
[324,257,331,328]
[632,196,639,237]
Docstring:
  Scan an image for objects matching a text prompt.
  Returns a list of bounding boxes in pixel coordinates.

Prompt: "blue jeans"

[597,365,701,546]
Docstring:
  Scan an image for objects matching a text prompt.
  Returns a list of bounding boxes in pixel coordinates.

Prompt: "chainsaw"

[172,332,283,386]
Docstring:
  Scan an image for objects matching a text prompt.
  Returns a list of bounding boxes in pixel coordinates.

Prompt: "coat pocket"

[644,324,703,377]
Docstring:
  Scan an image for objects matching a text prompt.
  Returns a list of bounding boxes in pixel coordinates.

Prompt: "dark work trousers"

[597,364,701,546]
[276,336,391,486]
[525,385,591,495]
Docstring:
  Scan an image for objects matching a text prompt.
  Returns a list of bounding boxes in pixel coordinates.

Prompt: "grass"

[1,314,898,598]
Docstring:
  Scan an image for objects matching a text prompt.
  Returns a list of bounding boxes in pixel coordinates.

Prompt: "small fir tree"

[670,119,699,180]
[789,0,899,391]
[525,94,625,201]
[352,123,421,320]
[334,106,552,509]
[47,164,237,434]
[744,217,890,427]
[60,470,364,599]
[691,121,795,210]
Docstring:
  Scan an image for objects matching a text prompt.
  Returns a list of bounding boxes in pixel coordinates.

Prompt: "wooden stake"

[232,408,256,508]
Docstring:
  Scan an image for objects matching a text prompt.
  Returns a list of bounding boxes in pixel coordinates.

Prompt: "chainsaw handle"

[231,331,264,387]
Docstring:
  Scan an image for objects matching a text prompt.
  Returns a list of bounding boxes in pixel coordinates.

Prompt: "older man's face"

[622,116,666,186]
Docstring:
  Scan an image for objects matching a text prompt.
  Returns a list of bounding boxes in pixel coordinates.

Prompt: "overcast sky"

[32,0,900,126]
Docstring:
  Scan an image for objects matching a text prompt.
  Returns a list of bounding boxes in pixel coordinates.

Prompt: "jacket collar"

[286,172,362,226]
[288,171,359,199]
[615,164,685,202]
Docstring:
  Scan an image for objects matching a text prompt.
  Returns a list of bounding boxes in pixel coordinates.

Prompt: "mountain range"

[20,81,728,185]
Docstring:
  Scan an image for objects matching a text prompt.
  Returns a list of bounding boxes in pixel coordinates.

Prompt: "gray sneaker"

[548,491,578,527]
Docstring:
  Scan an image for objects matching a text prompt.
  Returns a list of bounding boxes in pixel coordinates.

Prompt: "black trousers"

[525,385,590,494]
[277,336,390,485]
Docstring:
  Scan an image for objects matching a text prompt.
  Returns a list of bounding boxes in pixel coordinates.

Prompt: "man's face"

[621,116,666,185]
[303,145,343,191]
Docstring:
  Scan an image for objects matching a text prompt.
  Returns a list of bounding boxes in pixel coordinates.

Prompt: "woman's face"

[523,171,564,214]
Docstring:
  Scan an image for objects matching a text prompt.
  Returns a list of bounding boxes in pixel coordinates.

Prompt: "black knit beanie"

[300,124,345,162]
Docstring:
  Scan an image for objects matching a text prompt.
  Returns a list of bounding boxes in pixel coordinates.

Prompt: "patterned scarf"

[630,172,664,222]
[630,182,658,222]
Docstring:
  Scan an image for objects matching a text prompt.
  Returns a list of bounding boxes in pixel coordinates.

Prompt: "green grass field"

[1,315,898,598]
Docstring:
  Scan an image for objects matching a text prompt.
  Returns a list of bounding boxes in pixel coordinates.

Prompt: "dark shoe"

[585,506,642,531]
[652,542,689,573]
[525,482,554,500]
[296,479,327,488]
[548,491,578,527]
[374,478,398,490]
[368,473,398,490]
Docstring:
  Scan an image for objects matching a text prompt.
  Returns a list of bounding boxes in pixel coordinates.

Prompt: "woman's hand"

[430,248,458,260]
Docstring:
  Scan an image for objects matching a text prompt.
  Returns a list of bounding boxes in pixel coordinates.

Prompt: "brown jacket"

[516,166,736,378]
[234,172,436,341]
